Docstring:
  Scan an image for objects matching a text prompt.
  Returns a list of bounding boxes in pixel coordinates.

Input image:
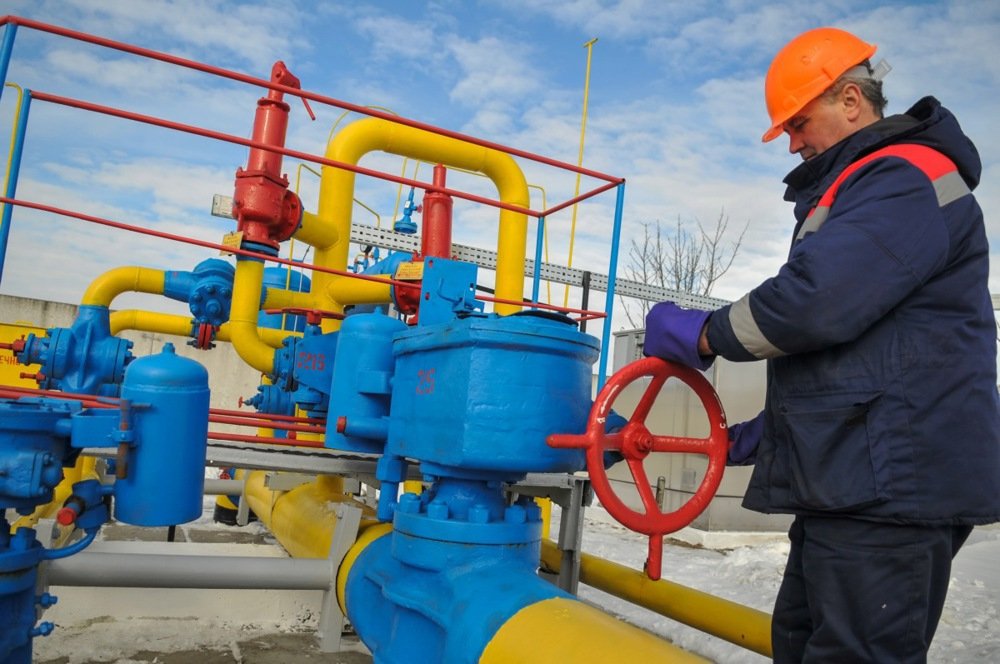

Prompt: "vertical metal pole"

[531,215,545,304]
[597,182,625,390]
[0,87,31,284]
[0,24,18,107]
[579,271,591,332]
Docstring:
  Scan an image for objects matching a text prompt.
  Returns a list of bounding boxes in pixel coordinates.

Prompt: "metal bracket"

[317,502,363,653]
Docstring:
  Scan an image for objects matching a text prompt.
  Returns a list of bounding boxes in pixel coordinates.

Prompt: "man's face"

[782,91,854,161]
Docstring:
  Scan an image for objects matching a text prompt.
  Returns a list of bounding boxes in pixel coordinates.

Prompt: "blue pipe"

[531,215,545,303]
[0,23,17,107]
[597,182,626,390]
[0,87,31,284]
[41,529,98,561]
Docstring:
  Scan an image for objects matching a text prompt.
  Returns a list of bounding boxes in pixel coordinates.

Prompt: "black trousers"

[772,515,972,663]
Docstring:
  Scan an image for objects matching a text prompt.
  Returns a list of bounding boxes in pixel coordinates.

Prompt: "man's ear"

[841,82,864,121]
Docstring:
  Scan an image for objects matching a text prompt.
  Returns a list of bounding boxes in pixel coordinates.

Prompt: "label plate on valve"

[394,261,425,280]
[220,231,244,256]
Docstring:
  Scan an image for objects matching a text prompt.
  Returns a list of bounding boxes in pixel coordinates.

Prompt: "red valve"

[56,506,78,526]
[263,308,345,327]
[548,357,728,581]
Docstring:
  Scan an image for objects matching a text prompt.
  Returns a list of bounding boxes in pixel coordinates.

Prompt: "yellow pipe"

[325,275,392,307]
[260,286,314,312]
[229,259,275,373]
[306,117,530,318]
[241,469,377,559]
[540,539,773,658]
[109,310,295,348]
[81,266,166,307]
[480,596,709,663]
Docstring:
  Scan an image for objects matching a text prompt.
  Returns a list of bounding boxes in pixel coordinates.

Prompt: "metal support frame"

[317,502,362,653]
[513,473,593,594]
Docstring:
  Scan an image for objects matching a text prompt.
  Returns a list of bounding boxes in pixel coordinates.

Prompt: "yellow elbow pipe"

[82,266,166,307]
[540,539,773,658]
[229,259,275,373]
[481,596,709,663]
[307,117,529,319]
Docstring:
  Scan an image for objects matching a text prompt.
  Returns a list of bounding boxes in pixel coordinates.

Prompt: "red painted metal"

[208,413,324,435]
[211,406,322,426]
[547,357,728,581]
[232,61,304,247]
[421,164,453,259]
[207,430,325,448]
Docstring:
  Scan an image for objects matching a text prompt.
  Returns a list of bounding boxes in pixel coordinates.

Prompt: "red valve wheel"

[548,357,728,580]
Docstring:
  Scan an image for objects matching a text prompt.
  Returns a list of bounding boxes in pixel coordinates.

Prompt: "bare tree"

[620,210,748,328]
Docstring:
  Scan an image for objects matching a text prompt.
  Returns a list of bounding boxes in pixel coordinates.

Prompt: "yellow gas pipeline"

[540,538,773,657]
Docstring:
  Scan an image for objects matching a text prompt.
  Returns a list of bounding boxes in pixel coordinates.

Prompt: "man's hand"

[728,413,764,466]
[643,301,714,370]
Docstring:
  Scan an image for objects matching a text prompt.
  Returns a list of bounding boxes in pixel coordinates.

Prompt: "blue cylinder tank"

[113,343,209,526]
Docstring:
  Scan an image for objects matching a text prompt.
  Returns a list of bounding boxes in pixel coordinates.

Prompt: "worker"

[643,27,999,663]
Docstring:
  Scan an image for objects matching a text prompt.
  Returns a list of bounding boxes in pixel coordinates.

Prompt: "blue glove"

[728,413,764,466]
[644,302,714,370]
[602,410,628,468]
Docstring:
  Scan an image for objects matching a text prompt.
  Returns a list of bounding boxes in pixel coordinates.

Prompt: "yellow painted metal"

[81,266,166,307]
[0,321,43,387]
[536,497,552,540]
[325,276,392,307]
[402,480,423,495]
[229,259,275,373]
[2,83,24,230]
[539,539,773,657]
[259,285,314,312]
[241,469,376,559]
[480,596,709,663]
[336,521,393,614]
[109,310,294,348]
[307,117,530,319]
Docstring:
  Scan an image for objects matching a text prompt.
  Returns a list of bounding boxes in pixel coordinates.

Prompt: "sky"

[0,0,998,335]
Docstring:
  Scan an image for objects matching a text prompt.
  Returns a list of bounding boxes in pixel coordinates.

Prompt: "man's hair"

[821,60,888,117]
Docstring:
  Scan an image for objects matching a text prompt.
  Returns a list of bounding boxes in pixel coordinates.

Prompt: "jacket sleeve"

[707,156,951,360]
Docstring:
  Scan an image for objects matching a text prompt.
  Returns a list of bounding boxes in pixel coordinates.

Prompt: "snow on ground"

[574,511,1000,663]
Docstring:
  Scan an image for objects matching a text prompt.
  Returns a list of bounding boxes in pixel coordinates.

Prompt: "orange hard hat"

[762,27,876,142]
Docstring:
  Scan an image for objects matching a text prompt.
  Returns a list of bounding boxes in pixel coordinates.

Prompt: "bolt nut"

[398,492,420,514]
[427,500,449,520]
[504,505,527,524]
[468,504,490,524]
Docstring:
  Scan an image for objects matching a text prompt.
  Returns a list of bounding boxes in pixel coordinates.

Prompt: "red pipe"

[421,164,453,259]
[208,414,324,435]
[207,431,325,448]
[210,407,322,425]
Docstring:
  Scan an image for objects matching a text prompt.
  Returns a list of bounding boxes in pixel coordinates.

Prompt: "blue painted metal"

[259,266,311,332]
[387,310,599,481]
[393,187,418,234]
[0,516,45,664]
[162,259,236,329]
[0,23,17,108]
[16,305,134,396]
[326,313,406,454]
[242,382,294,417]
[112,343,209,526]
[345,482,571,663]
[531,215,545,304]
[270,327,338,418]
[413,257,481,326]
[0,398,79,514]
[598,182,626,390]
[0,86,31,285]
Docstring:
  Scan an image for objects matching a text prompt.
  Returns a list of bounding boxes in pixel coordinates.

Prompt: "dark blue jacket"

[707,97,1000,525]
